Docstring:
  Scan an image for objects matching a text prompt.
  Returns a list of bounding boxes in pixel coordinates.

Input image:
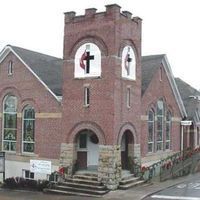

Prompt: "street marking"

[151,195,200,200]
[176,182,200,189]
[188,183,200,189]
[176,184,187,188]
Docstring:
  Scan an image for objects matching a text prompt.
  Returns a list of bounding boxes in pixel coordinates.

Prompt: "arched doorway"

[121,130,134,170]
[76,129,99,170]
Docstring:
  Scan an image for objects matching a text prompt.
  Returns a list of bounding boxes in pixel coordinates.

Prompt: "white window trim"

[22,169,34,180]
[126,87,131,108]
[84,87,90,107]
[8,61,13,76]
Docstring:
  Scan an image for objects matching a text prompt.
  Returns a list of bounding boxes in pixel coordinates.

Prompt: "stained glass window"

[156,99,164,151]
[22,106,35,153]
[148,109,154,152]
[3,95,17,151]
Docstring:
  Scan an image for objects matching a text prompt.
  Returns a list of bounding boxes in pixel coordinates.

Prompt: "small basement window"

[22,169,34,180]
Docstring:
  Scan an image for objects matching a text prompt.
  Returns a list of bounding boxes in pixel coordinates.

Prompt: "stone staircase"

[119,170,145,190]
[44,170,146,197]
[44,171,109,197]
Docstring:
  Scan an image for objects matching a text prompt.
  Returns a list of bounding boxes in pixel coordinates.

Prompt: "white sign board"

[30,160,51,174]
[181,121,192,126]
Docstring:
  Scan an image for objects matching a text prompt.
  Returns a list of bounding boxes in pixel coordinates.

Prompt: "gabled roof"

[175,78,200,121]
[141,54,165,95]
[141,54,187,118]
[0,45,63,100]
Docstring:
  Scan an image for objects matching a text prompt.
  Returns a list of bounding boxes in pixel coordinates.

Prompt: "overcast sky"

[0,0,199,90]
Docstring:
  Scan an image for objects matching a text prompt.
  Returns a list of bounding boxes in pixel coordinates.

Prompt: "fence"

[141,147,200,182]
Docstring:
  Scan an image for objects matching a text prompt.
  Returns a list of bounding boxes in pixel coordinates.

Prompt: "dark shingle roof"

[10,45,63,96]
[141,54,165,95]
[175,78,200,120]
[8,45,199,119]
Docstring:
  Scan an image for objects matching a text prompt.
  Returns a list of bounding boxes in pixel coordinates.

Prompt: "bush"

[3,177,49,191]
[37,180,49,191]
[4,177,18,189]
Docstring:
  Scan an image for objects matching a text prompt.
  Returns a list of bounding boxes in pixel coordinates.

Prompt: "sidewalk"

[0,173,199,200]
[104,173,200,200]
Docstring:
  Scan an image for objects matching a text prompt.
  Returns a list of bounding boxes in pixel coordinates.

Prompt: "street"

[143,174,200,200]
[0,173,200,200]
[0,189,98,200]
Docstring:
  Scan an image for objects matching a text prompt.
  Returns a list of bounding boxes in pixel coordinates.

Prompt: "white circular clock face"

[121,46,136,80]
[74,43,101,78]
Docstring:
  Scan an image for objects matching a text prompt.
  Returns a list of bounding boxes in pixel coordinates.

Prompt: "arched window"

[3,95,17,151]
[166,110,172,150]
[121,46,136,80]
[156,99,164,151]
[74,43,101,78]
[22,105,35,153]
[148,109,155,153]
[8,61,13,75]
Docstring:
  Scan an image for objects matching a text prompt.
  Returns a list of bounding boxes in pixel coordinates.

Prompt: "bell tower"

[61,4,142,189]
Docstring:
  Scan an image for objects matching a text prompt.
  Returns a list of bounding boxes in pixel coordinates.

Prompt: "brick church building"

[0,4,199,188]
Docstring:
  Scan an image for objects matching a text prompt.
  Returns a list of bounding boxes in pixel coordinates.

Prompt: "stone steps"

[44,172,109,197]
[43,189,103,198]
[60,181,106,190]
[119,171,145,190]
[119,179,145,189]
[73,174,98,181]
[55,184,107,195]
[120,176,140,185]
[66,177,102,186]
[121,173,135,180]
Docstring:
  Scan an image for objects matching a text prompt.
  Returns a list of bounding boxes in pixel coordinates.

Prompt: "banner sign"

[30,160,51,174]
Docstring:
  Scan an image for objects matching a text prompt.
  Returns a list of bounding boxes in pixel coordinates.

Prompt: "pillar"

[134,144,141,164]
[98,145,121,190]
[59,143,76,177]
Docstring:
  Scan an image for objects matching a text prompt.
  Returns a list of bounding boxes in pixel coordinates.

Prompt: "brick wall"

[0,52,62,159]
[141,63,182,159]
[62,4,142,146]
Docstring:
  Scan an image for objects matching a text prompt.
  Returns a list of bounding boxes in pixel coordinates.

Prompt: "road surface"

[143,174,200,200]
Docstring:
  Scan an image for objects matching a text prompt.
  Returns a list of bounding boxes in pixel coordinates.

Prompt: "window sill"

[20,152,37,157]
[146,149,173,156]
[3,150,16,154]
[122,77,136,81]
[74,76,101,80]
[127,106,131,110]
[83,104,89,108]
